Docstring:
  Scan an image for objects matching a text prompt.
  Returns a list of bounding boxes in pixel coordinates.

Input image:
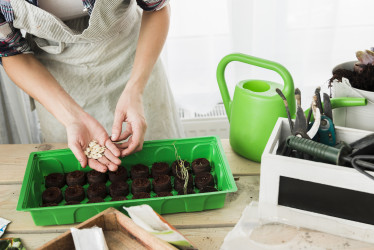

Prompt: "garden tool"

[275,88,320,158]
[307,87,336,146]
[278,85,363,149]
[286,135,374,181]
[276,88,321,139]
[275,86,368,158]
[350,133,374,156]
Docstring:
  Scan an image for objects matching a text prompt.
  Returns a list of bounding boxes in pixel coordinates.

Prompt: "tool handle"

[216,53,294,121]
[330,97,367,109]
[286,136,347,165]
[303,97,367,120]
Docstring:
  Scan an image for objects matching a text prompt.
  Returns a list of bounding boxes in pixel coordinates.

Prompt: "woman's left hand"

[110,4,170,156]
[111,85,147,157]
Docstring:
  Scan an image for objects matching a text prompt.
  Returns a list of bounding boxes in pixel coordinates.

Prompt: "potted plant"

[329,48,374,131]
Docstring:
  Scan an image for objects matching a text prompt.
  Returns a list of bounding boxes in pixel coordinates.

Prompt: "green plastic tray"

[17,136,237,226]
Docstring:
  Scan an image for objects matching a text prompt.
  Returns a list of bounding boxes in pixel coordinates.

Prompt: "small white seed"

[84,140,106,160]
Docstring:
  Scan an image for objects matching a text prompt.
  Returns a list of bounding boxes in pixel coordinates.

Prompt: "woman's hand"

[111,85,147,157]
[110,4,170,156]
[67,112,122,173]
[2,54,121,171]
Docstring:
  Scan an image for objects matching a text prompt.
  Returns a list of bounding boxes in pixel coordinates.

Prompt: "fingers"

[103,148,121,169]
[83,141,120,172]
[117,126,132,141]
[88,158,108,173]
[69,142,88,168]
[115,117,146,157]
[98,155,119,172]
[111,113,124,142]
[87,149,120,173]
[131,119,146,149]
[120,142,142,157]
[92,138,120,170]
[119,139,136,157]
[119,124,144,157]
[115,140,131,149]
[105,139,121,157]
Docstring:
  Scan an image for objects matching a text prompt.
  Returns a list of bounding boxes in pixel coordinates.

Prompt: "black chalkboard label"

[278,176,374,225]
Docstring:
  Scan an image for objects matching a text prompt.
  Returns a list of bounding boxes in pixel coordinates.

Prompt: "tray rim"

[17,135,237,212]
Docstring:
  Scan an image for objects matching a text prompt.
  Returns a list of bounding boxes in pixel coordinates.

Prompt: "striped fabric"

[136,0,167,11]
[11,0,184,142]
[82,0,95,15]
[0,0,169,61]
[0,0,37,22]
[0,20,30,57]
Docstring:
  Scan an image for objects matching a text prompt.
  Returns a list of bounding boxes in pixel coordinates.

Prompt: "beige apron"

[10,0,184,142]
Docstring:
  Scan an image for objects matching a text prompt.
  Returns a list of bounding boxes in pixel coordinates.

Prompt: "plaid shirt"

[0,0,168,60]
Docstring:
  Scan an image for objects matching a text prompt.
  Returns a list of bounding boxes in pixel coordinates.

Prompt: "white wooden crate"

[259,118,374,243]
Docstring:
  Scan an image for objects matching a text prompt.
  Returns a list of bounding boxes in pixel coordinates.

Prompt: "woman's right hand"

[2,54,121,172]
[66,112,122,173]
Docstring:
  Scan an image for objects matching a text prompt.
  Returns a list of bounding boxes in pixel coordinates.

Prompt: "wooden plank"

[103,231,149,250]
[0,144,67,184]
[179,227,230,250]
[3,228,230,250]
[220,139,261,176]
[3,228,229,250]
[6,226,374,250]
[3,233,61,250]
[1,176,259,233]
[38,207,176,250]
[0,140,260,184]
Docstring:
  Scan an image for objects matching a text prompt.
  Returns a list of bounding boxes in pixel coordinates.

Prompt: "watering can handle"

[217,53,294,121]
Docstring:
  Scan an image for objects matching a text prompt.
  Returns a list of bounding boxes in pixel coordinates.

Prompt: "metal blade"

[294,106,308,137]
[293,88,308,137]
[307,97,321,139]
[323,93,333,121]
[276,88,294,133]
[306,106,313,124]
[315,87,323,114]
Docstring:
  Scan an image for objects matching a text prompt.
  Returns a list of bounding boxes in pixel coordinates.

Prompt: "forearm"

[126,4,170,93]
[2,54,86,126]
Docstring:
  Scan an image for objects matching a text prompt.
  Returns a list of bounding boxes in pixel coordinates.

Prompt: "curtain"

[0,67,41,144]
[164,0,374,112]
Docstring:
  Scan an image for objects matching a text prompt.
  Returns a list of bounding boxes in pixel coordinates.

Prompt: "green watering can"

[217,53,367,163]
[217,53,296,162]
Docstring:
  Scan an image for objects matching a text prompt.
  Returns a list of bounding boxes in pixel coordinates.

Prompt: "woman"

[0,0,184,172]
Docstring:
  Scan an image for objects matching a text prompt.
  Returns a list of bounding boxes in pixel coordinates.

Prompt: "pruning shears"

[307,87,336,146]
[276,88,321,140]
[276,88,321,158]
[276,87,367,157]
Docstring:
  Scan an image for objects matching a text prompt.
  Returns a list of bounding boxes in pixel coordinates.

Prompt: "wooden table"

[1,140,373,249]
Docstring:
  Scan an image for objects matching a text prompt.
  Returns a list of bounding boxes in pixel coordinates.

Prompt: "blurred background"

[2,0,374,143]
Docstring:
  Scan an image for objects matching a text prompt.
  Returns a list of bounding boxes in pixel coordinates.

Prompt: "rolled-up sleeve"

[0,13,32,63]
[136,0,169,11]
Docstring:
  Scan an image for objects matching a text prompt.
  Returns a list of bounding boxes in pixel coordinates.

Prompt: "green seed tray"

[17,136,237,226]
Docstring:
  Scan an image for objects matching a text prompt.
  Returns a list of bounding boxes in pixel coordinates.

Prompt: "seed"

[85,140,106,160]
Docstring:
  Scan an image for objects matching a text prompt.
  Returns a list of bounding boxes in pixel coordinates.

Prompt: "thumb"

[111,113,124,141]
[69,142,87,168]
